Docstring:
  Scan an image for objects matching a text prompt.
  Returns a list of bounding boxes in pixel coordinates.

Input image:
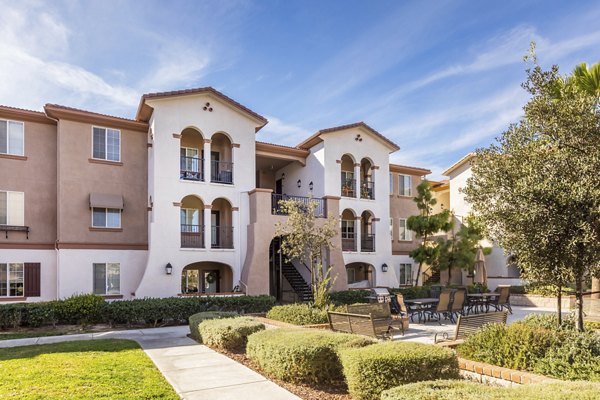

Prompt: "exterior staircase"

[423,269,441,285]
[282,261,313,302]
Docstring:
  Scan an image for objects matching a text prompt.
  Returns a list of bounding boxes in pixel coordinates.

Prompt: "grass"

[0,331,73,340]
[0,339,178,399]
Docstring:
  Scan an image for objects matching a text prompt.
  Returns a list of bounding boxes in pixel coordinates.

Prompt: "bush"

[329,290,370,305]
[340,342,458,400]
[458,322,558,371]
[381,380,600,400]
[0,304,24,329]
[266,303,329,325]
[22,303,57,328]
[188,311,238,341]
[246,328,374,384]
[389,286,431,300]
[52,294,106,325]
[198,317,264,351]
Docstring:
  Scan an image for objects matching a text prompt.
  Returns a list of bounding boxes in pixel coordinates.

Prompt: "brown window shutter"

[24,263,41,297]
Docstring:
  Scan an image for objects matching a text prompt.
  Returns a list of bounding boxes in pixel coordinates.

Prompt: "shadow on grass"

[0,339,140,361]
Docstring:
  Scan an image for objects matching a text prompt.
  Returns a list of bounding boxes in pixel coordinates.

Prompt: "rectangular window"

[92,127,120,162]
[92,208,121,228]
[398,218,412,241]
[0,263,24,297]
[0,119,24,156]
[0,191,24,226]
[93,263,120,295]
[399,175,412,196]
[399,264,412,286]
[389,173,393,194]
[341,220,355,239]
[389,218,394,241]
[180,208,200,226]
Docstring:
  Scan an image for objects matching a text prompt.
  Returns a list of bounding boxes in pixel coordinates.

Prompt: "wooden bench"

[327,302,404,339]
[434,311,508,347]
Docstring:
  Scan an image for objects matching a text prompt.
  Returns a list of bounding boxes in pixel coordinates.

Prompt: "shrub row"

[329,290,370,305]
[188,311,238,341]
[198,317,264,351]
[381,380,600,400]
[266,303,330,325]
[0,294,275,329]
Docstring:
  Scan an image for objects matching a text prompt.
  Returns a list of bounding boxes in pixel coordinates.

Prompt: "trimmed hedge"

[189,311,238,341]
[198,317,264,351]
[0,295,275,329]
[266,303,329,325]
[381,380,600,400]
[246,328,374,384]
[329,290,370,305]
[340,342,459,400]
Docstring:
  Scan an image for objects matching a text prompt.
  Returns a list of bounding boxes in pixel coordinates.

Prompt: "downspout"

[44,110,61,300]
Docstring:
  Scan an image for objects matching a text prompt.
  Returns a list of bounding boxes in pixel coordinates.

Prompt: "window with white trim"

[92,208,121,228]
[389,173,393,193]
[93,263,120,295]
[0,263,24,297]
[0,191,24,226]
[92,126,120,162]
[398,218,412,241]
[0,119,24,156]
[389,218,393,241]
[399,263,412,286]
[399,175,412,196]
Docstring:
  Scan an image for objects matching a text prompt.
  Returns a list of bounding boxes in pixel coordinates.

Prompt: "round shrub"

[188,311,238,341]
[340,342,458,400]
[381,380,600,400]
[198,317,264,351]
[266,303,328,325]
[246,328,374,384]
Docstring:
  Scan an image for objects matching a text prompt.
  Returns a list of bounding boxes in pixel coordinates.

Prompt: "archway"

[341,208,357,251]
[181,262,233,294]
[340,154,356,197]
[180,195,205,248]
[211,132,233,184]
[211,197,233,249]
[361,210,375,252]
[345,262,375,288]
[360,158,374,199]
[180,127,204,181]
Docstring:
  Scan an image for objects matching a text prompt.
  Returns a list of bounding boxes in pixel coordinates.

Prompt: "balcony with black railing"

[342,236,357,251]
[361,234,376,252]
[341,178,356,198]
[211,160,233,184]
[271,194,326,218]
[181,224,204,248]
[211,225,234,249]
[360,181,375,200]
[180,156,204,181]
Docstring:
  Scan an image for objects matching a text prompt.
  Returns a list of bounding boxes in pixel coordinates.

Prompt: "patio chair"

[395,294,418,322]
[425,289,454,324]
[450,288,467,320]
[491,285,512,314]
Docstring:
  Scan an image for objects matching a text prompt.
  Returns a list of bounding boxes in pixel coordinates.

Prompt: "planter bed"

[458,357,559,387]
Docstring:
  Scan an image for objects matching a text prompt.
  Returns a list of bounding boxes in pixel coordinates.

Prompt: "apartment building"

[0,87,430,303]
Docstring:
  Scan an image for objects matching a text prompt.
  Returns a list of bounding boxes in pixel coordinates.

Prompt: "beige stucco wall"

[389,172,422,254]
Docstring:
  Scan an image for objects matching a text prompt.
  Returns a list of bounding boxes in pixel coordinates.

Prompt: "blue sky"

[1,0,599,178]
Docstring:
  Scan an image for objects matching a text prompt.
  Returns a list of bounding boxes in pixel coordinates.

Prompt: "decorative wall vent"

[203,102,213,112]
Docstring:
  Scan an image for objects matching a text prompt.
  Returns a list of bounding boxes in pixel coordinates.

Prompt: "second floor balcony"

[211,225,234,249]
[211,160,233,184]
[360,181,375,200]
[180,156,204,181]
[181,224,204,248]
[271,193,326,217]
[361,233,376,252]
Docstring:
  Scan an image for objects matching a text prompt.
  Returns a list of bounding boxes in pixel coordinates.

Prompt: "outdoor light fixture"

[309,181,314,191]
[297,179,301,188]
[281,172,286,180]
[381,263,388,272]
[165,263,173,275]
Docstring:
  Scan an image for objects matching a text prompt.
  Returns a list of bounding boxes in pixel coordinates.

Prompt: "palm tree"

[572,62,600,97]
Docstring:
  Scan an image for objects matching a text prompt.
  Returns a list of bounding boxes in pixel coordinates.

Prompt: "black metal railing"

[211,225,234,249]
[341,178,356,197]
[211,160,233,184]
[180,156,204,181]
[360,180,375,200]
[342,237,357,251]
[271,194,326,218]
[361,234,376,252]
[181,224,204,248]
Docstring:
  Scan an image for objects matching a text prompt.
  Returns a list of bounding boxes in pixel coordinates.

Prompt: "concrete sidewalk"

[0,325,300,400]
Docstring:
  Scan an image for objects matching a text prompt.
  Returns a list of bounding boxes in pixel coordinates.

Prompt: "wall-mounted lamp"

[297,179,302,188]
[381,263,388,272]
[309,181,314,191]
[281,173,286,180]
[165,263,173,275]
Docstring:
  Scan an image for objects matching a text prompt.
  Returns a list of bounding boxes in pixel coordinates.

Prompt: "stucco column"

[353,163,360,198]
[231,143,239,184]
[323,196,347,291]
[355,215,362,251]
[232,206,239,250]
[203,139,211,182]
[204,205,212,248]
[592,278,600,299]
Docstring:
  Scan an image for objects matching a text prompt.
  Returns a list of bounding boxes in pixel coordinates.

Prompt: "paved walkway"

[0,325,300,400]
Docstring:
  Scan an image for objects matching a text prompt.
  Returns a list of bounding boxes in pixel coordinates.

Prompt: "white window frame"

[0,190,25,226]
[389,173,393,194]
[91,126,121,162]
[0,119,24,156]
[180,208,200,227]
[399,175,412,197]
[389,218,394,241]
[0,263,24,297]
[91,207,121,228]
[399,263,412,286]
[398,218,412,241]
[93,263,121,295]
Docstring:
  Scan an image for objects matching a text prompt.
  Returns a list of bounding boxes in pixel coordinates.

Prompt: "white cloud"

[258,115,312,146]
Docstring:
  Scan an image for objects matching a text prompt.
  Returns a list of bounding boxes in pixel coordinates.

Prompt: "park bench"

[327,302,404,339]
[434,311,508,347]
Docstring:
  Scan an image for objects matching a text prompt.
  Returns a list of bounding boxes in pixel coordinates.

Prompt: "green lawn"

[0,339,179,399]
[0,331,73,341]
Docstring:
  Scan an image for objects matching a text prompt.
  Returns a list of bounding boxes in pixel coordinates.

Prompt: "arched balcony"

[180,128,204,181]
[360,158,375,200]
[361,210,375,252]
[211,198,233,249]
[180,195,204,248]
[341,208,357,251]
[211,132,233,184]
[340,154,356,197]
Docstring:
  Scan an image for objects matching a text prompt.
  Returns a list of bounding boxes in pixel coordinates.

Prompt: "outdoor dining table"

[404,298,439,323]
[467,293,499,314]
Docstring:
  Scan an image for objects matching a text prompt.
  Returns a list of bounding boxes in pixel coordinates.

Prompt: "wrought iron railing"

[360,180,375,200]
[181,224,204,248]
[211,225,234,249]
[341,178,356,197]
[361,234,376,252]
[211,160,233,184]
[271,194,326,218]
[342,237,357,251]
[180,156,204,181]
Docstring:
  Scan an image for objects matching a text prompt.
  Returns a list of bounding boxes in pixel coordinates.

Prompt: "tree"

[463,46,600,331]
[275,197,339,309]
[407,180,452,286]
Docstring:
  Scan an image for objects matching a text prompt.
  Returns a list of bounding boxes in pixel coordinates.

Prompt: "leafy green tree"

[275,197,338,309]
[464,45,600,331]
[407,180,452,286]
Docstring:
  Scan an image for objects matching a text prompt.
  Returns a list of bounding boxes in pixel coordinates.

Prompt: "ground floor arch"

[346,262,375,288]
[181,261,233,294]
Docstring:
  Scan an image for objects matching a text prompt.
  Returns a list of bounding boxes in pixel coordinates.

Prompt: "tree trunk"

[414,261,423,287]
[575,276,585,332]
[592,277,600,299]
[556,284,562,326]
[447,265,452,286]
